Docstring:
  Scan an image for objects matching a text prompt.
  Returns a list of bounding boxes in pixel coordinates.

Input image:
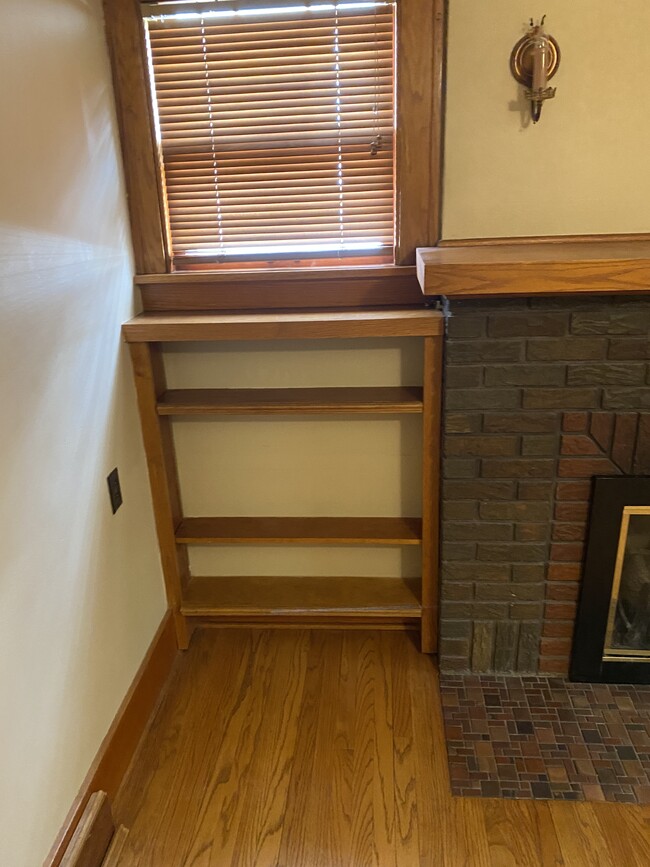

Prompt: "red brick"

[550,542,584,562]
[552,523,587,542]
[545,601,578,621]
[560,434,601,456]
[538,657,570,675]
[515,523,548,542]
[547,563,582,582]
[558,457,618,478]
[555,501,590,522]
[543,620,575,638]
[611,413,639,474]
[563,412,589,432]
[636,414,650,474]
[555,480,592,501]
[590,412,615,453]
[541,637,573,656]
[546,582,579,602]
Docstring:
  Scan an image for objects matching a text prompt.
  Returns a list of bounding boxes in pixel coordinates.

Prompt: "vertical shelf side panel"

[128,342,191,649]
[421,334,443,652]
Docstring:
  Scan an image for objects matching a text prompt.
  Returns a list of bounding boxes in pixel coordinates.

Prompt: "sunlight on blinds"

[143,1,395,265]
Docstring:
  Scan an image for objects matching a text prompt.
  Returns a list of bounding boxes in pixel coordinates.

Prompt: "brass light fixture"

[510,16,560,123]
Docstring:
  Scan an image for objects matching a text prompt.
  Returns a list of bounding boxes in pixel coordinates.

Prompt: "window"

[142,0,395,267]
[104,0,442,284]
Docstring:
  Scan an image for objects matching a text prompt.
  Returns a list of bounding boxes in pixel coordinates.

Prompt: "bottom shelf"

[181,575,422,625]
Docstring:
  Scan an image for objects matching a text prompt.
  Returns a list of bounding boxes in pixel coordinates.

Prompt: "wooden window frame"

[103,0,446,307]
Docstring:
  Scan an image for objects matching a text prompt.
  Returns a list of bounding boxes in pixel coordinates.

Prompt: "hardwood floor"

[113,629,650,866]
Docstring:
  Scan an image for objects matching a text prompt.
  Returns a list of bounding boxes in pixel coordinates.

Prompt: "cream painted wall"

[0,2,166,865]
[443,0,650,238]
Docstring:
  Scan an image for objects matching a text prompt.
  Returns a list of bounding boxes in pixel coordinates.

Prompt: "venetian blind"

[142,1,395,265]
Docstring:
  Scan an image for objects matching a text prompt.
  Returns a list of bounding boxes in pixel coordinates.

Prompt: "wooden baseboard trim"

[44,611,177,867]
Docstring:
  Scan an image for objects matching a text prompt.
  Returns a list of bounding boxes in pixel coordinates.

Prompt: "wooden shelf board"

[416,239,650,297]
[122,308,443,343]
[175,516,423,545]
[181,575,422,620]
[157,386,423,415]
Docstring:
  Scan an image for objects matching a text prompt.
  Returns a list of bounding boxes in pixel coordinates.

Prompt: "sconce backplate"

[510,33,561,87]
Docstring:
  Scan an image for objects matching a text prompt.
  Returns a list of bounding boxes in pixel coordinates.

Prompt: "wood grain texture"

[420,335,442,652]
[394,0,445,263]
[137,266,423,312]
[175,516,423,545]
[483,798,563,866]
[44,613,176,867]
[438,232,650,248]
[101,827,129,867]
[103,0,168,273]
[59,792,114,867]
[157,386,424,415]
[128,343,190,647]
[123,308,443,342]
[113,629,650,867]
[417,241,650,297]
[181,575,421,621]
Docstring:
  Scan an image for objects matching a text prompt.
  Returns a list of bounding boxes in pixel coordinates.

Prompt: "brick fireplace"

[440,295,650,675]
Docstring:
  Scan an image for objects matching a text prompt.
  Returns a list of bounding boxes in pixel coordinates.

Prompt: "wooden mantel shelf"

[416,239,650,297]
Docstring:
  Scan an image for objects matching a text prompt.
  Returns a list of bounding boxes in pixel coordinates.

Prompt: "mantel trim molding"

[417,237,650,297]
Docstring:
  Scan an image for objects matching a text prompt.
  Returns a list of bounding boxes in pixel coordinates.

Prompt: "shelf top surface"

[157,386,423,415]
[176,516,422,545]
[417,240,650,266]
[123,307,443,342]
[182,575,421,616]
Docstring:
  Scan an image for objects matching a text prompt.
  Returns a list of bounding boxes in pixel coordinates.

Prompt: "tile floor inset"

[441,675,650,804]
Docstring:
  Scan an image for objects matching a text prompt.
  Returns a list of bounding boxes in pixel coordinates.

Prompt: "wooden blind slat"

[144,3,395,263]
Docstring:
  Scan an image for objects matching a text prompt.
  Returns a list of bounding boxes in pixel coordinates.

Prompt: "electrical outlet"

[107,467,123,514]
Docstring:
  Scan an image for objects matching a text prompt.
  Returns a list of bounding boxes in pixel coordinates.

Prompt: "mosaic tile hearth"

[441,675,650,804]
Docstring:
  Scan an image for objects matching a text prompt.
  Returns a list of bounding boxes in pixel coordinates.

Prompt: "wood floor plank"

[593,802,650,867]
[389,632,421,865]
[482,799,564,867]
[229,630,310,867]
[407,646,491,867]
[277,632,345,866]
[181,630,284,865]
[549,801,616,867]
[372,634,398,867]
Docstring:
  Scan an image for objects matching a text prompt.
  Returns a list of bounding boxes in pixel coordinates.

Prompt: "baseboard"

[44,610,178,867]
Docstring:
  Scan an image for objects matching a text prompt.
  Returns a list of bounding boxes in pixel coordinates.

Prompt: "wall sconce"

[510,16,561,123]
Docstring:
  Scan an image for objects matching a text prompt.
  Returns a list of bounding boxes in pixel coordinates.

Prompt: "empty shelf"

[181,575,422,621]
[157,386,424,415]
[175,516,422,545]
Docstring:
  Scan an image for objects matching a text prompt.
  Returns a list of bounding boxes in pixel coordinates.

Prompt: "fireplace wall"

[441,296,650,675]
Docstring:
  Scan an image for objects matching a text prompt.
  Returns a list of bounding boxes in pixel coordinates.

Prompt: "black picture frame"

[571,475,650,684]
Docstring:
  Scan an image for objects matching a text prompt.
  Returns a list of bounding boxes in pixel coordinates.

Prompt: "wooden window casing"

[103,0,445,306]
